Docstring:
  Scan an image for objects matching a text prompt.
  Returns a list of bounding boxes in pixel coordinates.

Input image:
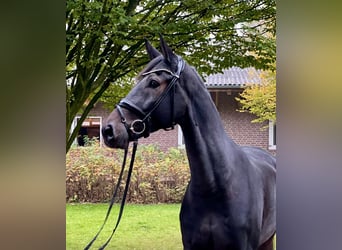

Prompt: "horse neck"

[179,69,240,194]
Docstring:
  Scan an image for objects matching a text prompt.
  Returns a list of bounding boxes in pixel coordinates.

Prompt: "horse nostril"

[103,125,114,137]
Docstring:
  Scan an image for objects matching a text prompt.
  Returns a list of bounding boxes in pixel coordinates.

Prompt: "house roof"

[204,67,262,89]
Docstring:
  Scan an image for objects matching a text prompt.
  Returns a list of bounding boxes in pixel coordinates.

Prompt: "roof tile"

[204,67,262,88]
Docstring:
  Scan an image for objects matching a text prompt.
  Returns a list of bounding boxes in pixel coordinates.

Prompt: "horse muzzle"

[102,123,129,149]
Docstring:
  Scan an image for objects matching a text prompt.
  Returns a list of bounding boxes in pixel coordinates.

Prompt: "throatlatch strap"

[84,141,139,250]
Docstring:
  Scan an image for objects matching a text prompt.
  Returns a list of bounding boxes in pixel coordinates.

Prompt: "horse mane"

[189,66,207,88]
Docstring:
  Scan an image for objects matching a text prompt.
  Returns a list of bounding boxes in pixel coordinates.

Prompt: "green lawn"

[66,203,183,250]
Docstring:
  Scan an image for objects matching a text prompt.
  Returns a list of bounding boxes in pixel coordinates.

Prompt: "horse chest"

[180,192,259,250]
[180,201,241,249]
[191,213,232,249]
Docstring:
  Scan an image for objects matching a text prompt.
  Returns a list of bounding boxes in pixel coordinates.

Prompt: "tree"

[98,76,134,111]
[66,0,276,152]
[235,68,276,125]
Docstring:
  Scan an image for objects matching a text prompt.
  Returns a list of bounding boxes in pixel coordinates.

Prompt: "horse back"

[241,146,276,169]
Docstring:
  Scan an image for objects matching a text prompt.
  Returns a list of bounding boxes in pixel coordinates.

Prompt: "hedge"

[66,142,190,203]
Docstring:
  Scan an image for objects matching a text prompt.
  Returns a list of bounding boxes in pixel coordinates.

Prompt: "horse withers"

[102,37,276,250]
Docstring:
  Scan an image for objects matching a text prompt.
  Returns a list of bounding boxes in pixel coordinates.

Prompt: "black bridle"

[116,56,185,139]
[85,57,184,250]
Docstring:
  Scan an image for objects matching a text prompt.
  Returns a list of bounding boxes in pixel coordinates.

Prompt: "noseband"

[116,56,185,140]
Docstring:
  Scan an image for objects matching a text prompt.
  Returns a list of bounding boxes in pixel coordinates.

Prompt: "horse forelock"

[136,56,164,81]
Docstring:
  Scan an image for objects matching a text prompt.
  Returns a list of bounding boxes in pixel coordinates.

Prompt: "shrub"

[66,143,190,203]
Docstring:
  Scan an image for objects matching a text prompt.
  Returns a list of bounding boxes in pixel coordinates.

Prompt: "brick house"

[72,67,276,154]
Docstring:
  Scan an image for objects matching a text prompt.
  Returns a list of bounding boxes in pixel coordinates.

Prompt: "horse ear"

[145,39,161,60]
[159,36,178,71]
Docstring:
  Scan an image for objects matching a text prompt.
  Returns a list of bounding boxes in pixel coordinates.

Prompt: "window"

[71,116,103,146]
[268,121,276,150]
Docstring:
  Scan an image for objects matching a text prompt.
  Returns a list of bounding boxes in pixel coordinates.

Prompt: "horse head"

[102,37,188,149]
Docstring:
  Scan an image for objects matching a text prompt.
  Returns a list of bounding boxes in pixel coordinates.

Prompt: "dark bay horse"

[102,37,276,250]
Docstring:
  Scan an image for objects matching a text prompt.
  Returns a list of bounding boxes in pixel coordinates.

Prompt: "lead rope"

[84,140,139,250]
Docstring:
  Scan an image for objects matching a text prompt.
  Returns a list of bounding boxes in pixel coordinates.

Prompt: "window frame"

[268,120,276,150]
[177,125,185,149]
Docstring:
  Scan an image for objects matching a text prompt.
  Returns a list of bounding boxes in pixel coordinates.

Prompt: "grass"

[66,203,183,250]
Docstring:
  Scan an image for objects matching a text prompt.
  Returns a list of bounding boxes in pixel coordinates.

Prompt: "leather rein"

[85,57,184,249]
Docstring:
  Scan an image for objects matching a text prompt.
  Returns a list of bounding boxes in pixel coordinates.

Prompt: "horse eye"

[149,80,160,88]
